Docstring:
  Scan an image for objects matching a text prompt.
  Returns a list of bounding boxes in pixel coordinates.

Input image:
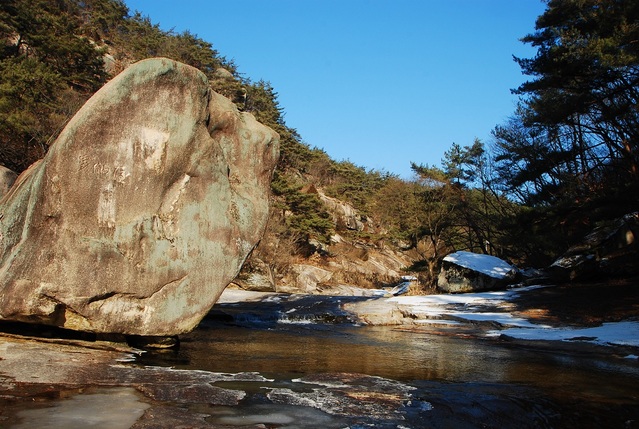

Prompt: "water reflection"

[138,322,639,404]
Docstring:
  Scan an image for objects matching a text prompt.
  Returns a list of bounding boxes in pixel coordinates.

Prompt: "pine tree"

[510,0,639,207]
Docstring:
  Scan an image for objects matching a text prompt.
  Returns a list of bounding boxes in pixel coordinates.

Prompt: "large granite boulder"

[0,58,279,336]
[437,251,518,293]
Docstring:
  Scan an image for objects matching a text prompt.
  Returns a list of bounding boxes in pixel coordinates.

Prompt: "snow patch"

[448,311,549,328]
[443,251,516,279]
[492,321,639,347]
[389,285,544,308]
[387,286,555,328]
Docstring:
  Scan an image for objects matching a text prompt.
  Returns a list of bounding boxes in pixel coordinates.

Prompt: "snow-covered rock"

[437,251,518,293]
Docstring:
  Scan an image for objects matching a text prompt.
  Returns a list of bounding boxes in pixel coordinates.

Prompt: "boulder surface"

[0,58,279,336]
[437,251,517,293]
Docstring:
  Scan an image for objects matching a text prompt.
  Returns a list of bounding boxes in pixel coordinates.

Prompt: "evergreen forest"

[1,0,637,286]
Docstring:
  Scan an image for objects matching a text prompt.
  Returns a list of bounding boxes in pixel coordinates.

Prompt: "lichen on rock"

[0,58,279,336]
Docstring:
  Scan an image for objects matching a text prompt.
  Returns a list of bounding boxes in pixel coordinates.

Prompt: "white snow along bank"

[490,321,639,347]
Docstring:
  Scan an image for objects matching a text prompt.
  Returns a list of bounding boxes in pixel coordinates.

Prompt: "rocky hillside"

[0,0,426,294]
[235,184,420,294]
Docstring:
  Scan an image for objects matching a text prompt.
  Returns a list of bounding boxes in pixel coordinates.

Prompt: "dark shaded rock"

[126,335,179,350]
[518,267,554,286]
[550,212,639,281]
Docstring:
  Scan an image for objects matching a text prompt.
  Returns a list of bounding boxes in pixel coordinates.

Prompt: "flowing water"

[135,307,639,428]
[5,285,639,428]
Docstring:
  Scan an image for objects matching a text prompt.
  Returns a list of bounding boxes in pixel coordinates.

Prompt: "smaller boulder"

[437,251,517,293]
[213,67,234,79]
[278,264,334,294]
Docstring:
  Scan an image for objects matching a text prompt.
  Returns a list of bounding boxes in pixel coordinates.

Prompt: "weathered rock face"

[437,251,518,293]
[231,258,276,292]
[0,165,17,199]
[0,58,279,336]
[279,264,334,294]
[259,241,413,294]
[310,185,370,232]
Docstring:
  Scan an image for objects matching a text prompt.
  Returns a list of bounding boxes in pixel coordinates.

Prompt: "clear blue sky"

[123,0,546,179]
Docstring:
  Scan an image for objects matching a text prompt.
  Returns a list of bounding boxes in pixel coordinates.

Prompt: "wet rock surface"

[0,333,257,427]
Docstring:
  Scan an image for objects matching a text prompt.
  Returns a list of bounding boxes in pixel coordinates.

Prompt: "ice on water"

[13,387,149,429]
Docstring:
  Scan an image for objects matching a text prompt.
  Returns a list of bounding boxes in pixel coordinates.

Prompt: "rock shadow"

[507,279,639,327]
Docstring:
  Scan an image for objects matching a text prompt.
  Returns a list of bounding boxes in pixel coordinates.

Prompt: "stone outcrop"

[260,241,414,294]
[237,182,415,294]
[437,251,518,293]
[235,243,413,295]
[0,58,279,336]
[550,212,639,281]
[0,165,17,199]
[279,264,334,294]
[231,258,276,292]
[309,185,370,232]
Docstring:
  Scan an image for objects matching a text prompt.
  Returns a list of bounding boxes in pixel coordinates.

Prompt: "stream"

[132,289,639,429]
[3,283,639,428]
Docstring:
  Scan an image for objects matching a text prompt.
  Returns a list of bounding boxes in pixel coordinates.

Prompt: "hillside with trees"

[1,0,637,290]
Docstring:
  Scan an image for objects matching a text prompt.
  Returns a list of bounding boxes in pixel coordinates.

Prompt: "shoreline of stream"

[0,280,638,428]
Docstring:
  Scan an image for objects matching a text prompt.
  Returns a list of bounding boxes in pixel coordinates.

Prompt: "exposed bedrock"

[0,58,279,336]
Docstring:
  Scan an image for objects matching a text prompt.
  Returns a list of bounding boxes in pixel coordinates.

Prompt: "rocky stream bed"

[0,280,638,428]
